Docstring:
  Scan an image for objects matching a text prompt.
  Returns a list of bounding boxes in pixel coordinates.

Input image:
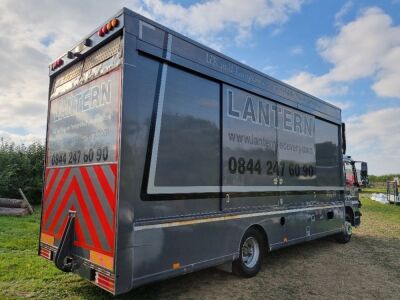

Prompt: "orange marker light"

[172,262,181,269]
[111,18,119,28]
[98,19,119,38]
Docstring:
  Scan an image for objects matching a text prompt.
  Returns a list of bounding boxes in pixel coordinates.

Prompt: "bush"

[369,174,400,183]
[0,138,45,204]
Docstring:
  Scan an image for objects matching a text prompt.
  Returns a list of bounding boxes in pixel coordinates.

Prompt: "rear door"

[40,37,122,273]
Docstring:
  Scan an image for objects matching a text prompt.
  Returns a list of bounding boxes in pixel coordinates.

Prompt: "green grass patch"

[358,193,400,238]
[360,194,400,224]
[359,187,387,194]
[0,207,112,299]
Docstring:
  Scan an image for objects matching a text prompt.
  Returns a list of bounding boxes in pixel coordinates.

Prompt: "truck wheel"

[336,213,352,244]
[233,228,264,277]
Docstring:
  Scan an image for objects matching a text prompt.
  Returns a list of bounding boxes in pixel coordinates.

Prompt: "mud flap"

[54,211,77,272]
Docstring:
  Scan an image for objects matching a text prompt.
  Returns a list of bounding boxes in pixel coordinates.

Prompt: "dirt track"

[125,236,399,299]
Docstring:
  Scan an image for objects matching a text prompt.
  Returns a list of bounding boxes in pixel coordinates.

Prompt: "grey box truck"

[39,8,362,295]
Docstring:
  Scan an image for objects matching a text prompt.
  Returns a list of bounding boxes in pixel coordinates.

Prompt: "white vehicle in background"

[387,178,399,205]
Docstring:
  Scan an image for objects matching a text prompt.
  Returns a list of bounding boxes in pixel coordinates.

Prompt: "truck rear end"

[39,11,124,294]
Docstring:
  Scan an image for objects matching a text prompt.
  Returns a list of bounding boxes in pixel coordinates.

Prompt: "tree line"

[0,138,45,204]
[369,174,400,183]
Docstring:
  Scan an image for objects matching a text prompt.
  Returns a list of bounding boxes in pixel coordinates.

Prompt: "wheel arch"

[240,224,270,253]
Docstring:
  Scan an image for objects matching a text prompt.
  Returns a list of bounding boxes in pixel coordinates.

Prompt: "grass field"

[0,195,399,299]
[359,187,387,194]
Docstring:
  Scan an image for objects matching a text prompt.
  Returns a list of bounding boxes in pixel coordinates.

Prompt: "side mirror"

[361,162,368,177]
[341,123,346,154]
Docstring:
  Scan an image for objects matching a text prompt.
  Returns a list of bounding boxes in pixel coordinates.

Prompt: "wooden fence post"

[19,188,34,214]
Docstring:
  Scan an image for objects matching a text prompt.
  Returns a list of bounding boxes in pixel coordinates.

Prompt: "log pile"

[0,189,34,216]
[0,206,29,216]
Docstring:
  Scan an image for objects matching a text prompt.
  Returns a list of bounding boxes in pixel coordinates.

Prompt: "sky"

[0,0,399,175]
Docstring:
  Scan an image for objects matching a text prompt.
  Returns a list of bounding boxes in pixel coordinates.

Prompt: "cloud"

[262,65,278,76]
[286,7,400,99]
[328,100,352,110]
[372,46,400,97]
[289,45,303,55]
[0,131,43,145]
[334,1,353,27]
[285,72,348,97]
[346,108,400,175]
[140,0,305,48]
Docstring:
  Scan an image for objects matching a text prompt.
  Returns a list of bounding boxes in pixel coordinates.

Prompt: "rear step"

[54,210,77,272]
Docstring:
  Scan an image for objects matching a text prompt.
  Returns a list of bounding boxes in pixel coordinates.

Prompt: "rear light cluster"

[39,247,53,260]
[51,58,64,71]
[94,271,115,293]
[98,18,119,37]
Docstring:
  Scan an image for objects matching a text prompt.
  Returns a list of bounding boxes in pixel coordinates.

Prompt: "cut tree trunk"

[0,198,26,208]
[0,207,29,216]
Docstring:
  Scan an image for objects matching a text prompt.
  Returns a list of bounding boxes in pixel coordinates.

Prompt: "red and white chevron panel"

[41,164,118,267]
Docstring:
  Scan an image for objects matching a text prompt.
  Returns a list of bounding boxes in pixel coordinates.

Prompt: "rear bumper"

[38,243,116,294]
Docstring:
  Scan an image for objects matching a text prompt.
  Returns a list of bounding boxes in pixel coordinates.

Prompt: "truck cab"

[343,156,365,227]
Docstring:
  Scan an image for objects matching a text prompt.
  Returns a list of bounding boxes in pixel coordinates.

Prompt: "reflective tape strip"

[134,204,344,231]
[40,233,55,246]
[90,250,114,271]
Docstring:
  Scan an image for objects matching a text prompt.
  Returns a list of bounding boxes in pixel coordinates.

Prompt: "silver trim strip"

[139,20,155,39]
[149,186,220,193]
[223,186,344,192]
[147,33,173,195]
[147,185,343,194]
[166,34,172,60]
[134,204,343,231]
[147,62,168,194]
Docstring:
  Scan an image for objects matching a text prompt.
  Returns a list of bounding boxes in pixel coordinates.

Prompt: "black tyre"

[335,213,352,244]
[233,228,265,277]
